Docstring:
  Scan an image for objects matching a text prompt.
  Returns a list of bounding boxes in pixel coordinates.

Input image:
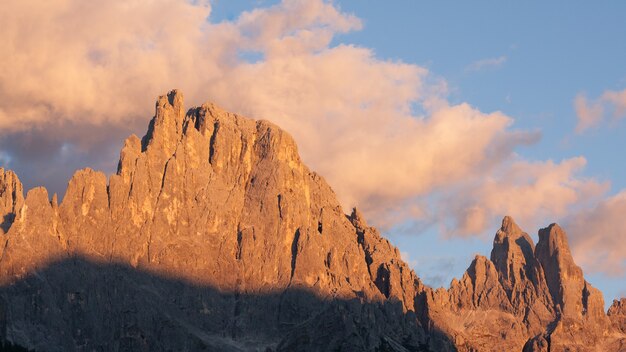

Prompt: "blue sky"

[2,0,625,306]
[334,0,626,186]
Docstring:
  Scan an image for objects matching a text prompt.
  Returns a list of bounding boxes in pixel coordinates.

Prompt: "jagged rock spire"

[0,168,24,235]
[490,216,537,289]
[536,223,585,315]
[142,89,185,155]
[532,223,612,350]
[608,298,626,333]
[535,223,609,321]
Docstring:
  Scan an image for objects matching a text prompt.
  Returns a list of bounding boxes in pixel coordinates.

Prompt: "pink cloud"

[602,89,626,117]
[439,157,608,237]
[566,190,626,276]
[574,93,604,133]
[574,88,626,133]
[0,0,614,274]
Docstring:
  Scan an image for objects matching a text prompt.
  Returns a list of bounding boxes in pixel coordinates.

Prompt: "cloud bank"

[0,0,617,275]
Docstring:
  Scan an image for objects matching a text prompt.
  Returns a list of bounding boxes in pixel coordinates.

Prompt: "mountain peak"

[534,222,611,348]
[535,222,579,284]
[142,89,186,157]
[490,216,537,292]
[0,90,622,351]
[536,223,570,257]
[0,90,432,350]
[500,215,522,234]
[163,88,183,107]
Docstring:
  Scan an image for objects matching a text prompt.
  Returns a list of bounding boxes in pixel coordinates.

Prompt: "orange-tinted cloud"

[0,0,611,264]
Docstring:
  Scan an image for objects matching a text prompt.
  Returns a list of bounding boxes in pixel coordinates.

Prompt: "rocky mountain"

[426,218,625,351]
[0,90,624,351]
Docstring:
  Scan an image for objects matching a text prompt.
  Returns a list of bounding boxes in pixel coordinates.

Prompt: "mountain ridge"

[0,90,624,351]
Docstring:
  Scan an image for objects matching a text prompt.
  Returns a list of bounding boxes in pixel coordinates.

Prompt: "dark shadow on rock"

[514,236,534,265]
[0,213,15,234]
[0,341,32,352]
[0,256,454,352]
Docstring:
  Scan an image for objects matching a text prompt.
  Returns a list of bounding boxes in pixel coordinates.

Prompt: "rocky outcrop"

[422,217,625,352]
[0,90,623,351]
[532,223,611,351]
[491,217,554,321]
[0,168,23,235]
[609,298,626,334]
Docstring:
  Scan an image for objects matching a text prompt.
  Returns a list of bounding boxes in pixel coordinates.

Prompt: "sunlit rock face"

[0,91,430,351]
[0,90,623,351]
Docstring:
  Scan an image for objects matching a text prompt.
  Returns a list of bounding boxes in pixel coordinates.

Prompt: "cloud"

[0,122,132,199]
[602,89,626,116]
[565,190,626,276]
[0,0,360,191]
[574,88,626,133]
[466,56,507,72]
[574,94,604,133]
[440,157,608,237]
[0,0,612,270]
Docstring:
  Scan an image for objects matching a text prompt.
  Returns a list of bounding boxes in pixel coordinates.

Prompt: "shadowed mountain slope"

[0,90,623,351]
[0,256,440,351]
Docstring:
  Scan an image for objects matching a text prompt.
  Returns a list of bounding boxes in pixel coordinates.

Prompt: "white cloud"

[466,55,507,72]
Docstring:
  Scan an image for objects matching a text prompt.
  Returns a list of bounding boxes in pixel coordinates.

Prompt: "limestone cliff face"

[0,90,623,352]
